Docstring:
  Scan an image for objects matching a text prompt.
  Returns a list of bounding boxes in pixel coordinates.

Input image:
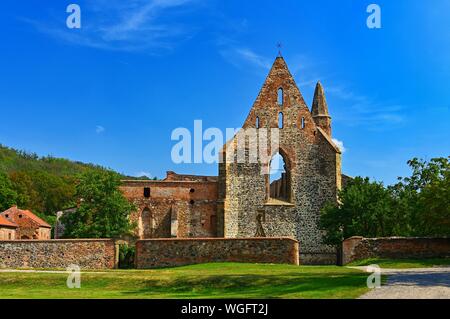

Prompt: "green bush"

[118,244,135,269]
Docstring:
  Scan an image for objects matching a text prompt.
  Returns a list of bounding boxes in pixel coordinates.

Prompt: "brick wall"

[120,180,218,239]
[0,239,117,269]
[135,237,299,268]
[342,236,450,264]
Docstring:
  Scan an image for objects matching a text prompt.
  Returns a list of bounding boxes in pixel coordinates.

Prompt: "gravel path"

[351,266,450,299]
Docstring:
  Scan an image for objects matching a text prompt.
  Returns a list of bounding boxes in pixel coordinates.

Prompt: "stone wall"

[342,236,450,264]
[218,57,340,264]
[135,237,299,268]
[0,239,117,269]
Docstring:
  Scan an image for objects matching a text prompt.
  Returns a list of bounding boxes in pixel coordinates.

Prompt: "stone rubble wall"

[135,237,299,268]
[342,236,450,265]
[0,239,117,269]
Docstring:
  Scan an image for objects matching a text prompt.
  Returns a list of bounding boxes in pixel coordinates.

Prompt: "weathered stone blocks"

[0,239,117,269]
[342,236,450,264]
[135,237,299,268]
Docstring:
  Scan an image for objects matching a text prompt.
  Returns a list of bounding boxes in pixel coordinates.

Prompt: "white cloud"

[23,0,202,52]
[95,125,105,134]
[219,47,271,70]
[332,138,346,153]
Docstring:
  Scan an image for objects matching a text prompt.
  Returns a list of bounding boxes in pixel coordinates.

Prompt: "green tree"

[0,172,18,211]
[319,177,401,247]
[391,157,450,236]
[320,157,450,246]
[61,170,135,238]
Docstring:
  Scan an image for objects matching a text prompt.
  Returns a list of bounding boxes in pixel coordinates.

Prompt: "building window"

[278,112,283,128]
[256,116,260,129]
[277,88,283,106]
[268,152,290,203]
[143,187,150,198]
[190,188,195,193]
[301,117,305,129]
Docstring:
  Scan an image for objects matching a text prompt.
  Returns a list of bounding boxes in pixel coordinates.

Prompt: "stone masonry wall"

[0,239,117,269]
[342,236,450,264]
[135,237,299,268]
[219,57,341,265]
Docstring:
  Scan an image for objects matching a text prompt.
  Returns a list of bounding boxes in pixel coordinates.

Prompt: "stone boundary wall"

[0,239,117,269]
[136,237,299,268]
[342,236,450,265]
[300,252,337,265]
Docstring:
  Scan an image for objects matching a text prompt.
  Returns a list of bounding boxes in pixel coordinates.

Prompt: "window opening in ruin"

[301,117,305,129]
[277,88,283,106]
[268,152,290,202]
[278,112,283,128]
[143,187,150,198]
[256,116,260,128]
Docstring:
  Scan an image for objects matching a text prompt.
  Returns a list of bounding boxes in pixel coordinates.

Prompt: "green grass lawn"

[0,263,371,299]
[348,257,450,269]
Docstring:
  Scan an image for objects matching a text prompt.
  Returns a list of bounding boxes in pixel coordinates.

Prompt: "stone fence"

[135,237,299,268]
[0,239,118,269]
[342,236,450,265]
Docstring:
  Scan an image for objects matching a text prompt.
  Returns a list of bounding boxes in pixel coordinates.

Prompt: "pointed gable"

[242,57,313,129]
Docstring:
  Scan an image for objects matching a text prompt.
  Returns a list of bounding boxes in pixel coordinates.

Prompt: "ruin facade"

[121,57,343,264]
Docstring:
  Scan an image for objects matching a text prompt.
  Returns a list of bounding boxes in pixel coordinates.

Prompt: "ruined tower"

[217,56,342,264]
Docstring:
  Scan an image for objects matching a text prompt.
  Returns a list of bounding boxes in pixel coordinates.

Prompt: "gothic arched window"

[268,152,291,202]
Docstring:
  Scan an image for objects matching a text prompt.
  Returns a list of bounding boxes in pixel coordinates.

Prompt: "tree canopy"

[61,170,136,238]
[320,157,450,246]
[0,144,136,226]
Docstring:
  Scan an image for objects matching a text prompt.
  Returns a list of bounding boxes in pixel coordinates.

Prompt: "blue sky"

[0,0,449,185]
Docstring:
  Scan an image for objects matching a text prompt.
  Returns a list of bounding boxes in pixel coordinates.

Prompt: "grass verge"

[0,262,370,299]
[348,257,450,269]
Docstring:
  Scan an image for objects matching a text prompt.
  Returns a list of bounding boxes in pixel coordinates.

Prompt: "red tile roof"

[21,210,52,228]
[0,214,18,228]
[1,206,51,228]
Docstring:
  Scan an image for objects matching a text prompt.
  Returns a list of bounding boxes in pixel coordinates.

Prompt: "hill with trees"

[0,144,140,226]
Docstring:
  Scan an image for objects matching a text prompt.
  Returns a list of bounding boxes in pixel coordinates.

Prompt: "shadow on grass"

[121,272,369,299]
